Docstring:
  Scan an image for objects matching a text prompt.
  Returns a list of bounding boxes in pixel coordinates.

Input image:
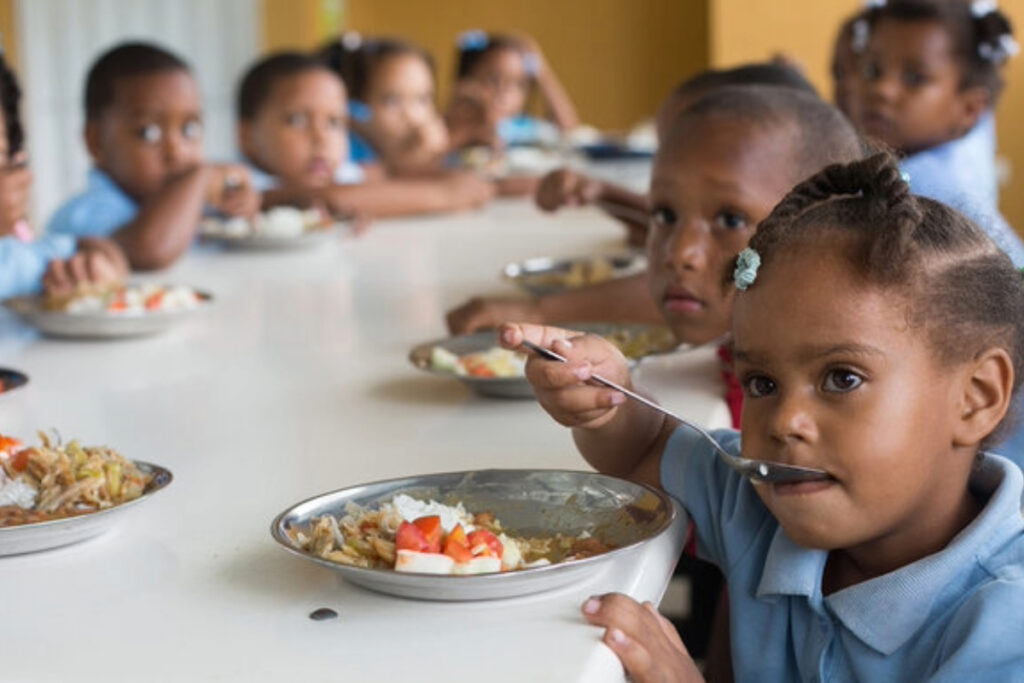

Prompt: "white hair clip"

[341,31,362,51]
[851,18,870,52]
[971,0,998,18]
[863,0,886,8]
[978,34,1019,63]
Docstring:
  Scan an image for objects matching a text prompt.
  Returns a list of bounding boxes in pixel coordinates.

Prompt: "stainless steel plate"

[202,225,340,251]
[271,469,675,601]
[408,323,675,399]
[0,461,173,556]
[503,254,647,296]
[4,290,213,339]
[0,368,28,394]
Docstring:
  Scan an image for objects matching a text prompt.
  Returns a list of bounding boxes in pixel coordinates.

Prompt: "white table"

[0,199,727,682]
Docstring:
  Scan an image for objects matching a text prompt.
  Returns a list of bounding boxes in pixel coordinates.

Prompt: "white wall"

[17,0,262,228]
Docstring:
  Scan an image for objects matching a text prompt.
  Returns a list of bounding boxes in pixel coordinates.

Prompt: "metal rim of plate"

[0,461,173,556]
[408,322,671,399]
[270,468,676,601]
[502,254,647,296]
[201,224,340,251]
[2,289,214,339]
[0,367,28,393]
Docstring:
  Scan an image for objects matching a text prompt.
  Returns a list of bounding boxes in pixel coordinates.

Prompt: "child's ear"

[952,347,1014,447]
[83,121,103,164]
[954,86,989,136]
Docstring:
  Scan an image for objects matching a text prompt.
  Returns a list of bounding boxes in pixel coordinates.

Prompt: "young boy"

[237,51,493,219]
[48,42,259,270]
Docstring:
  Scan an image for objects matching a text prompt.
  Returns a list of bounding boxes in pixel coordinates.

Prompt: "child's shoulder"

[48,168,138,238]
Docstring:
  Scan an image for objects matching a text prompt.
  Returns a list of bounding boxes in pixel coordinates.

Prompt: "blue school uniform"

[47,168,138,239]
[661,427,1024,682]
[0,234,77,299]
[497,115,559,146]
[348,131,378,165]
[901,114,1024,266]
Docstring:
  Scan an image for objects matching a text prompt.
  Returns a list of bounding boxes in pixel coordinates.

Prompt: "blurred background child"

[446,31,578,149]
[47,42,260,270]
[238,51,493,220]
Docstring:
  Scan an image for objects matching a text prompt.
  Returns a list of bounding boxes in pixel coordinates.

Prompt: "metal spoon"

[519,340,833,484]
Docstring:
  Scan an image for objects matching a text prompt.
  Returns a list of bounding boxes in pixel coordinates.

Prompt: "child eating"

[503,152,1024,680]
[48,42,260,270]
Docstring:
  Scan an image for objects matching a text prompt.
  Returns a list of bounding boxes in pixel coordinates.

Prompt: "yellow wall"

[264,0,708,131]
[0,0,18,72]
[710,0,1024,233]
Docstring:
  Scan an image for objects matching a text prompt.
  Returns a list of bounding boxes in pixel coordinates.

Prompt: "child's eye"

[743,374,777,399]
[715,210,748,231]
[382,94,401,108]
[902,70,927,88]
[650,206,676,229]
[822,369,864,393]
[182,120,203,140]
[328,115,343,129]
[138,124,162,143]
[286,112,309,127]
[861,60,882,81]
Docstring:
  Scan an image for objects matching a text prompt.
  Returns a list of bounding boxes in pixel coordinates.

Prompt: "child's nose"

[665,223,709,273]
[767,391,818,446]
[867,71,900,103]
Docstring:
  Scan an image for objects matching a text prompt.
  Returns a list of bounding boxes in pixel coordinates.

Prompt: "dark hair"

[84,42,191,121]
[237,51,338,121]
[667,85,865,182]
[745,152,1024,445]
[673,63,818,103]
[454,32,526,80]
[861,0,1015,102]
[0,51,23,156]
[320,35,434,102]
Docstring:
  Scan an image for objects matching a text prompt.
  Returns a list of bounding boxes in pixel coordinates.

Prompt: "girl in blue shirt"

[502,152,1024,681]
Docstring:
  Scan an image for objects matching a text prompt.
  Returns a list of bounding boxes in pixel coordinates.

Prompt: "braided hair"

[858,0,1017,103]
[0,50,23,156]
[746,152,1024,443]
[319,36,435,103]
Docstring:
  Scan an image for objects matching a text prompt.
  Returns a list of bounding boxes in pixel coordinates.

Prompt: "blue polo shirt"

[661,427,1024,682]
[0,233,78,299]
[47,168,138,239]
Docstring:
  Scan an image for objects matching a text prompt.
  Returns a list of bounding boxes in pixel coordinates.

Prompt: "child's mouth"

[663,288,704,314]
[771,478,836,496]
[307,158,332,178]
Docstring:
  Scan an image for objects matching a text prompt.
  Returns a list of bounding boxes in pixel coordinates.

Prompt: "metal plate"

[4,290,213,340]
[0,461,173,556]
[503,253,647,296]
[271,469,675,601]
[0,368,28,394]
[201,225,341,251]
[408,323,674,399]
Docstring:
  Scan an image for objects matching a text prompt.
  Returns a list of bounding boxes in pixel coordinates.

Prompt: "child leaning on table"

[0,42,126,299]
[237,51,493,220]
[501,152,1024,681]
[838,0,1024,265]
[47,42,260,270]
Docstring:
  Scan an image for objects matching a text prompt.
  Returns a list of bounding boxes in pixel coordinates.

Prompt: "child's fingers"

[534,384,624,426]
[42,261,71,294]
[497,322,581,354]
[601,627,659,682]
[646,602,688,653]
[67,253,90,285]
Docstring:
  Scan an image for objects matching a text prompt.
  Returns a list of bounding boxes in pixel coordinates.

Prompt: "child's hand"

[499,322,630,429]
[582,594,704,683]
[0,153,32,237]
[443,172,495,210]
[42,238,129,297]
[206,164,260,218]
[535,168,603,212]
[446,296,544,334]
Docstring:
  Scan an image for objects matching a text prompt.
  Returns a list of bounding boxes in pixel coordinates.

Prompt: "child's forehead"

[109,69,201,115]
[869,16,957,60]
[265,70,346,106]
[656,118,799,185]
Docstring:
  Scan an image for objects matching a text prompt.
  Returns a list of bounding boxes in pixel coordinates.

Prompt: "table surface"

[0,196,728,683]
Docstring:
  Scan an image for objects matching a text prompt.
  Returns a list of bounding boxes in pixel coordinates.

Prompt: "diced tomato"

[108,298,128,312]
[144,292,165,310]
[9,448,30,472]
[443,537,473,563]
[447,523,467,546]
[467,364,495,378]
[412,515,443,553]
[395,521,430,553]
[467,529,503,558]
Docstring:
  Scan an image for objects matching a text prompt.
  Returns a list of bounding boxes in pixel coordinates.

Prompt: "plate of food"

[0,432,172,555]
[271,469,675,601]
[200,206,337,250]
[409,323,678,398]
[4,283,212,339]
[503,254,647,296]
[0,368,28,394]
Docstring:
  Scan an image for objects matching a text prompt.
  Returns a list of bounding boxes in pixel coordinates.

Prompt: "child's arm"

[535,168,648,244]
[581,594,704,683]
[520,36,579,131]
[113,163,257,270]
[498,322,673,487]
[446,272,660,335]
[42,237,129,296]
[264,172,494,219]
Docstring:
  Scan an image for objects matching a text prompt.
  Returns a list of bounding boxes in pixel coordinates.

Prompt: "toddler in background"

[48,42,260,270]
[504,152,1024,681]
[0,44,126,299]
[238,51,492,219]
[841,0,1023,263]
[447,31,578,149]
[320,34,450,176]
